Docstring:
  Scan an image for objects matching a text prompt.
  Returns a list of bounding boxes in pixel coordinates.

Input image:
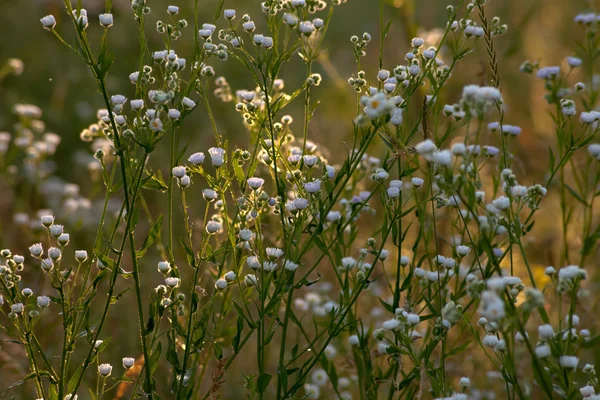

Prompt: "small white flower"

[565,314,580,326]
[261,36,274,48]
[486,277,506,292]
[283,260,298,271]
[149,118,163,132]
[172,166,186,178]
[341,257,356,269]
[179,175,190,188]
[491,196,511,211]
[382,319,401,331]
[245,274,258,286]
[451,143,466,155]
[304,179,321,194]
[465,25,484,37]
[266,247,284,259]
[409,64,420,76]
[411,177,424,187]
[215,278,228,290]
[122,357,135,369]
[580,385,595,397]
[111,94,126,105]
[247,256,261,270]
[423,48,436,59]
[165,277,180,288]
[495,339,507,352]
[131,99,144,110]
[49,224,63,237]
[311,368,328,386]
[247,177,265,190]
[303,155,318,167]
[326,211,341,222]
[361,92,393,119]
[293,198,309,210]
[224,271,236,282]
[326,165,335,179]
[11,303,24,314]
[253,34,265,45]
[566,56,582,68]
[202,189,218,201]
[98,363,113,377]
[37,296,50,308]
[482,334,498,348]
[588,144,600,159]
[535,344,551,358]
[559,355,579,369]
[198,29,213,39]
[511,185,527,198]
[387,187,400,198]
[389,180,403,189]
[372,168,389,181]
[41,258,54,271]
[158,261,171,274]
[411,37,424,47]
[378,249,390,260]
[415,139,437,155]
[188,152,205,165]
[208,147,226,167]
[484,145,499,157]
[580,111,600,124]
[479,290,505,321]
[406,313,420,325]
[304,383,320,399]
[167,5,180,15]
[262,261,278,271]
[224,9,236,19]
[40,15,56,30]
[242,21,256,32]
[377,69,390,81]
[558,265,587,282]
[99,13,114,27]
[515,331,527,342]
[431,150,453,166]
[182,97,196,109]
[206,220,222,234]
[390,108,403,125]
[41,215,55,227]
[168,109,181,120]
[538,324,554,340]
[456,245,470,257]
[239,229,252,241]
[537,66,560,79]
[299,21,315,35]
[29,243,43,257]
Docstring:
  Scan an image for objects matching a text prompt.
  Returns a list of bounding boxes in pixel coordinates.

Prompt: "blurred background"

[0,0,590,160]
[1,0,599,398]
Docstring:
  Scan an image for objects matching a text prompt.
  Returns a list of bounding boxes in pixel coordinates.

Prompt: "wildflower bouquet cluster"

[1,0,600,399]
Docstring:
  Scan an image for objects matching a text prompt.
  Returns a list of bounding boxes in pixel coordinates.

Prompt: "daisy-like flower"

[208,147,226,167]
[361,92,393,119]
